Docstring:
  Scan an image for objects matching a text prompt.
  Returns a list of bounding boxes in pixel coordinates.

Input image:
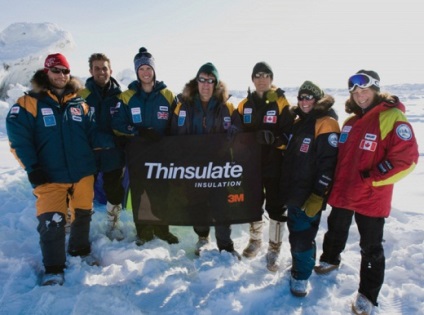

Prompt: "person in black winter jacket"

[279,81,340,297]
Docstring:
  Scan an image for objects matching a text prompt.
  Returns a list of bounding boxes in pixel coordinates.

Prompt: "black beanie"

[298,80,324,100]
[251,62,273,80]
[356,69,380,91]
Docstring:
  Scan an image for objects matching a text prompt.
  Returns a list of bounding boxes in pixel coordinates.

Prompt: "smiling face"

[298,94,316,114]
[90,59,111,87]
[137,65,155,85]
[47,66,70,90]
[351,87,376,109]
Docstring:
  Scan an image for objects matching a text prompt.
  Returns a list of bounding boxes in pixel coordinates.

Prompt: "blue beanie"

[134,47,155,75]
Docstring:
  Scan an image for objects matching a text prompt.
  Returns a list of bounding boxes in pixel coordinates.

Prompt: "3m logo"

[228,193,244,203]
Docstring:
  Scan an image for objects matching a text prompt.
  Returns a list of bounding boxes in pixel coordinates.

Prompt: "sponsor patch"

[365,133,377,141]
[243,114,252,124]
[396,124,413,140]
[72,115,82,122]
[342,125,352,133]
[159,106,169,112]
[266,110,276,116]
[328,133,339,147]
[299,138,311,153]
[43,115,56,127]
[359,139,377,151]
[178,114,186,127]
[131,107,142,123]
[41,108,53,115]
[244,108,252,114]
[339,133,348,143]
[10,106,20,114]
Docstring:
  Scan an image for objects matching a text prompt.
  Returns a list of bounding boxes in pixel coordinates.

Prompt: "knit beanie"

[134,47,156,74]
[356,69,380,91]
[298,80,324,100]
[44,53,70,71]
[251,62,273,80]
[197,62,219,85]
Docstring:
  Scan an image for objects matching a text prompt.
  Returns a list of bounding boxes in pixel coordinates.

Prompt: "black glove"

[28,168,50,187]
[226,125,239,142]
[256,130,275,145]
[137,127,162,141]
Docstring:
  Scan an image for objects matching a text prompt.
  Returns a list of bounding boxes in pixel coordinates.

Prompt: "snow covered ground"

[1,22,424,315]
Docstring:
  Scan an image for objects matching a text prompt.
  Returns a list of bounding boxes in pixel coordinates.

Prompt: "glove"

[302,193,324,217]
[28,168,50,187]
[256,130,275,145]
[226,125,239,142]
[137,127,162,142]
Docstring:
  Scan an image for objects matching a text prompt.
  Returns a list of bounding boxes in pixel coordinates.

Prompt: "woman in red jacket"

[314,70,419,315]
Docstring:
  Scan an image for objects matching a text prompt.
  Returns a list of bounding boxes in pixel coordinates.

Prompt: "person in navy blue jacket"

[112,47,179,246]
[6,53,114,286]
[79,53,125,241]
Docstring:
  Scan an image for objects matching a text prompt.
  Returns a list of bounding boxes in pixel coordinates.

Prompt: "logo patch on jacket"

[396,124,413,140]
[300,138,311,153]
[223,116,231,129]
[157,112,169,120]
[43,115,56,127]
[131,107,142,123]
[359,139,377,151]
[243,108,252,124]
[178,110,186,126]
[70,108,82,116]
[10,106,20,114]
[41,108,53,115]
[328,133,339,147]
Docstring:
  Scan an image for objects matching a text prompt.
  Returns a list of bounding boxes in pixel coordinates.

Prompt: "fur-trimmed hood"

[179,78,230,104]
[28,69,83,97]
[295,94,338,120]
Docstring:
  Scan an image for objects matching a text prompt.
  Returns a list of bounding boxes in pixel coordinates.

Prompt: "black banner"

[126,132,262,225]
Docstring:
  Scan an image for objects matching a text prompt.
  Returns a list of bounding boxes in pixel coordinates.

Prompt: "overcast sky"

[1,0,423,92]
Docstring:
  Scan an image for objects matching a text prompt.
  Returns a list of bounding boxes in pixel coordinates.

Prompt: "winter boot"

[266,219,285,272]
[195,236,210,256]
[135,224,154,246]
[290,275,308,297]
[242,221,264,258]
[106,202,124,241]
[67,209,92,257]
[352,293,374,315]
[154,225,179,244]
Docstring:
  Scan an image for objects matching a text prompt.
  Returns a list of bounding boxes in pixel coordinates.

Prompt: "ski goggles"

[348,73,379,92]
[297,94,315,101]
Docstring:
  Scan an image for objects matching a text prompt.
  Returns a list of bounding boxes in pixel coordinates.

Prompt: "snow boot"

[352,293,374,315]
[195,236,210,256]
[41,272,65,286]
[106,202,124,241]
[314,261,339,275]
[266,219,285,272]
[290,275,308,297]
[242,220,264,258]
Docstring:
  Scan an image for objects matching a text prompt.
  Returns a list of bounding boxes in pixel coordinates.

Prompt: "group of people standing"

[5,46,419,315]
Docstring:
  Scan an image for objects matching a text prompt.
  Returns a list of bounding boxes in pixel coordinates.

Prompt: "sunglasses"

[253,72,271,79]
[197,77,216,84]
[348,73,379,92]
[297,94,315,101]
[49,67,70,75]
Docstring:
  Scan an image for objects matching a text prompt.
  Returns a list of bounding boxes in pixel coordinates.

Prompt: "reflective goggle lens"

[348,74,379,92]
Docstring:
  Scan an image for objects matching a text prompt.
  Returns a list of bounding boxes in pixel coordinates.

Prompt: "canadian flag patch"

[263,115,277,124]
[359,139,377,151]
